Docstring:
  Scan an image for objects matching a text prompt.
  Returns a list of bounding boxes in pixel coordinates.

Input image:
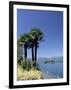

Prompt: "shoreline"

[42,71,58,79]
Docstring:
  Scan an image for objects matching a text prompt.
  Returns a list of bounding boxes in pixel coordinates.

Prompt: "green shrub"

[21,60,32,71]
[17,56,23,65]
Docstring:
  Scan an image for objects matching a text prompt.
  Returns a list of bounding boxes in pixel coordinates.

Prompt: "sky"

[17,9,63,58]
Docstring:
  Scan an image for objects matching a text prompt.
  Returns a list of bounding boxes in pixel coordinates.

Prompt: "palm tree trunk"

[31,45,34,66]
[24,45,27,60]
[34,43,37,67]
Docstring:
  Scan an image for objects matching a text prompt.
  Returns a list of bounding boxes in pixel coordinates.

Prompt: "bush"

[17,56,23,65]
[18,58,41,71]
[21,60,32,71]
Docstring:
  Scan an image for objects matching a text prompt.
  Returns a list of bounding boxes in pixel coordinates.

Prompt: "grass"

[17,65,43,80]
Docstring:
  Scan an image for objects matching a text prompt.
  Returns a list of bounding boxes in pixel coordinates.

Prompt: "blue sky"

[17,9,63,58]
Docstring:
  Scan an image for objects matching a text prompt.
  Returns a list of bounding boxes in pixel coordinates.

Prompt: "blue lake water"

[37,59,63,78]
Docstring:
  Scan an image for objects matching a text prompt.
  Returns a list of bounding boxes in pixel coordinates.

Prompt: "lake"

[37,58,63,79]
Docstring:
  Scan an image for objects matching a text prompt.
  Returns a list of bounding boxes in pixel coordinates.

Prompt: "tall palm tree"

[28,32,35,64]
[18,33,29,60]
[28,28,44,67]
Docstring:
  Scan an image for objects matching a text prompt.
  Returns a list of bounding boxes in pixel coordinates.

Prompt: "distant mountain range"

[37,56,63,63]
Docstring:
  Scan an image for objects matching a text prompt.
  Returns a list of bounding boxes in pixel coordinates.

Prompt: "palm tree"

[28,28,44,67]
[27,32,35,65]
[18,29,44,68]
[18,33,29,61]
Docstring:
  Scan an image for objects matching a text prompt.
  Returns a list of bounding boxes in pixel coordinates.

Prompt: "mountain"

[37,56,63,63]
